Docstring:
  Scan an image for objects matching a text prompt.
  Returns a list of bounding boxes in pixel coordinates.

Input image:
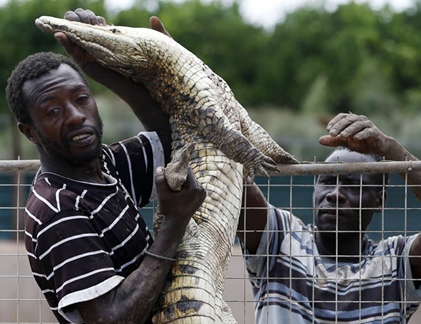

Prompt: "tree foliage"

[0,0,107,113]
[1,0,421,118]
[113,0,268,106]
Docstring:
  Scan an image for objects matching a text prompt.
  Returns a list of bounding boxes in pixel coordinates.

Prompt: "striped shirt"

[25,132,164,324]
[243,207,421,323]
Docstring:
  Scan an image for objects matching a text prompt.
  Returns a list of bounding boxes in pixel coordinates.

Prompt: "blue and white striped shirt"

[243,207,421,323]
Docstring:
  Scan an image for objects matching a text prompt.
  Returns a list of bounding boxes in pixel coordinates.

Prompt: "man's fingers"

[155,166,166,182]
[73,8,94,24]
[327,114,372,137]
[326,113,349,132]
[64,8,105,25]
[334,120,364,137]
[150,16,171,37]
[352,127,375,141]
[328,118,356,136]
[319,135,348,147]
[64,11,80,21]
[96,15,106,26]
[54,32,72,50]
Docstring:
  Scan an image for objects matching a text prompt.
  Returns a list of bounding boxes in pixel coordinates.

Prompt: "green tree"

[263,3,394,114]
[0,0,107,158]
[3,0,421,155]
[383,3,421,113]
[259,6,332,110]
[114,0,269,106]
[0,0,107,114]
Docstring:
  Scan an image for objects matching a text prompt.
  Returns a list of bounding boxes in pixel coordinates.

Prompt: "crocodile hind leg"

[238,104,299,165]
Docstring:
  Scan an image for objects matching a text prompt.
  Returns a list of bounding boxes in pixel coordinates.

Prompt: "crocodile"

[35,16,299,323]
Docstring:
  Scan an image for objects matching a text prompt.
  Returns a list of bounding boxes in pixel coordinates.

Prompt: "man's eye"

[47,108,60,116]
[346,183,362,190]
[319,178,336,185]
[75,95,89,104]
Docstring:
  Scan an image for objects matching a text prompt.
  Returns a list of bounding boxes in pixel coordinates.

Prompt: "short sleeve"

[35,210,124,322]
[105,132,164,207]
[242,207,287,281]
[402,235,421,302]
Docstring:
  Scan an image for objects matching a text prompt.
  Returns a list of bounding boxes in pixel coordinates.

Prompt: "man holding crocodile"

[23,6,300,324]
[237,112,421,323]
[6,9,206,324]
[9,7,421,324]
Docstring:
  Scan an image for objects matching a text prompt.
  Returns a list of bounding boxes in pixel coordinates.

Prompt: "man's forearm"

[77,221,184,323]
[385,137,421,202]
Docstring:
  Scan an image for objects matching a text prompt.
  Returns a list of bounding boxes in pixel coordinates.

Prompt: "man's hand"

[55,8,171,67]
[150,16,172,38]
[77,165,205,323]
[155,166,205,232]
[319,113,390,156]
[54,8,105,67]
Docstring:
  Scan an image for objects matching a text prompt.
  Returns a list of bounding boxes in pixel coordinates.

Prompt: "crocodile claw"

[243,155,277,180]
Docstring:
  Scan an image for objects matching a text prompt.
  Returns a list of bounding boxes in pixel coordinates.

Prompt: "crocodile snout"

[35,17,54,33]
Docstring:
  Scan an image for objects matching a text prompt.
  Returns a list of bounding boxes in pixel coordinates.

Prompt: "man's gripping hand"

[319,112,390,156]
[155,166,206,234]
[53,8,105,67]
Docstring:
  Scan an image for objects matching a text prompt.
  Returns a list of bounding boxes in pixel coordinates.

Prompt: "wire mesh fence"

[1,159,421,323]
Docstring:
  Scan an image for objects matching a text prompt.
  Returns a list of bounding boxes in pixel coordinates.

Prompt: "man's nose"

[65,104,86,126]
[326,185,346,203]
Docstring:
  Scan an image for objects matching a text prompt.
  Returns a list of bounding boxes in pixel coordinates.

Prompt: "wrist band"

[144,249,177,262]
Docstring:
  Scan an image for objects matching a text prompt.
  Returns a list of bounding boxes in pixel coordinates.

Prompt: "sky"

[105,0,417,30]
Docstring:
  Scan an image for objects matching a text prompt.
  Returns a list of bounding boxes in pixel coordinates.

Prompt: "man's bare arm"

[237,179,269,254]
[77,167,205,323]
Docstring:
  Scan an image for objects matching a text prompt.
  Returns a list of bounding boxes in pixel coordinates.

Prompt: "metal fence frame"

[1,159,421,323]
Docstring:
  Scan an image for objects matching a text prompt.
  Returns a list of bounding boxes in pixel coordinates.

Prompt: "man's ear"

[375,189,386,213]
[18,122,37,144]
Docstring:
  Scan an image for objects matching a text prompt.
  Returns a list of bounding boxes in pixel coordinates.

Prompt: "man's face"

[313,150,384,234]
[22,64,103,166]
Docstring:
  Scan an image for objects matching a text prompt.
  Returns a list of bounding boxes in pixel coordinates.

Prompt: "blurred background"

[1,0,421,162]
[2,0,421,322]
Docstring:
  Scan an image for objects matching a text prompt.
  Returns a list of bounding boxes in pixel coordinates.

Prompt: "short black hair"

[6,52,86,124]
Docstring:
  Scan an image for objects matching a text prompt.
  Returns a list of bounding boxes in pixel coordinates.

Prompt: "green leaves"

[2,0,421,118]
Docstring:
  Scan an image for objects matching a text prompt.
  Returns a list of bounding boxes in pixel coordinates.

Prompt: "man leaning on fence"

[5,9,206,324]
[237,112,421,323]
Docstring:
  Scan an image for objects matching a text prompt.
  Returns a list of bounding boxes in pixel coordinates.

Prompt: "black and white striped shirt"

[25,132,164,323]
